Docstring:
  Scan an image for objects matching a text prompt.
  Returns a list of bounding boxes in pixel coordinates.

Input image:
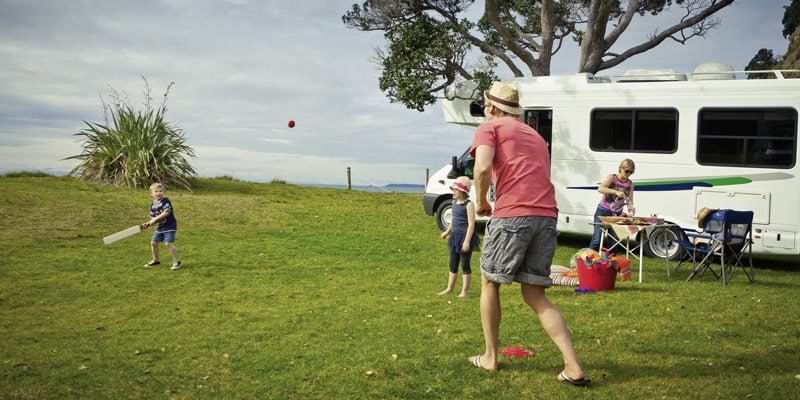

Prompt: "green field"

[1,176,798,399]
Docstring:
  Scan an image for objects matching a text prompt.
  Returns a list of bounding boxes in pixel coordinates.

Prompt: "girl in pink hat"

[438,176,480,297]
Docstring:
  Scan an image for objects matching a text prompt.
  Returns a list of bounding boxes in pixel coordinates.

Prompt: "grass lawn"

[1,176,798,399]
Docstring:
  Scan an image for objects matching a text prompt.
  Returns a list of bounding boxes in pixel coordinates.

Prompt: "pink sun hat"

[450,176,471,194]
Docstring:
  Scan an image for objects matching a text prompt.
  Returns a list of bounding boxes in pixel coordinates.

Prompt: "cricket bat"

[103,225,143,245]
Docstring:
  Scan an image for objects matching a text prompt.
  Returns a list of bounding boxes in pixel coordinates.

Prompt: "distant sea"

[301,183,425,193]
[0,169,427,194]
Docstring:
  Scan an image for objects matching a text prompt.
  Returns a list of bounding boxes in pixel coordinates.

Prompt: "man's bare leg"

[469,277,501,370]
[520,283,585,380]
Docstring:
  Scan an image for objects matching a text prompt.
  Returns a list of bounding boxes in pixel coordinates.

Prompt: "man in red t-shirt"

[467,82,589,387]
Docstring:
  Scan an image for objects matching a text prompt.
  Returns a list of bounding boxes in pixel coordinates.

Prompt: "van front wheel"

[436,199,453,231]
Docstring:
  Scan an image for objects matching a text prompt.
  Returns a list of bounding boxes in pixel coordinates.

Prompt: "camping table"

[594,216,669,283]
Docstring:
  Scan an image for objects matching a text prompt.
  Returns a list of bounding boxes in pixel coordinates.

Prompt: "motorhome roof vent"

[692,62,735,80]
[615,69,687,82]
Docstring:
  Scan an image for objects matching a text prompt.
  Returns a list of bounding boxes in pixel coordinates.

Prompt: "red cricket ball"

[288,120,295,128]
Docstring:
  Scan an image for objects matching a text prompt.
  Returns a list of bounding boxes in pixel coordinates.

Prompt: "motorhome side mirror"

[446,156,460,179]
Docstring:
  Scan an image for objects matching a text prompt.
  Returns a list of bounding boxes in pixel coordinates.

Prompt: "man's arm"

[473,144,495,217]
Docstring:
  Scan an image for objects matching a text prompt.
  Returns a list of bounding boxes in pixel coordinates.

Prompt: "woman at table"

[589,159,636,252]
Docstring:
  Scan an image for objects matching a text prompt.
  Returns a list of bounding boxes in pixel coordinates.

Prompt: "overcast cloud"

[0,0,790,186]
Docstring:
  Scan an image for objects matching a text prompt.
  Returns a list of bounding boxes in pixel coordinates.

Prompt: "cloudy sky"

[0,0,790,186]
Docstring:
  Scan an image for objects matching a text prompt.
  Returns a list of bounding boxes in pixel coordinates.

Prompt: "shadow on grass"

[596,340,800,388]
[750,255,800,271]
[604,284,668,293]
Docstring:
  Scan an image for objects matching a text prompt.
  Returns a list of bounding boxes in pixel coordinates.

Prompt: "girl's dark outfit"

[448,200,480,274]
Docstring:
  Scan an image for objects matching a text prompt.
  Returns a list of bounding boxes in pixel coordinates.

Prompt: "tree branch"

[593,0,734,72]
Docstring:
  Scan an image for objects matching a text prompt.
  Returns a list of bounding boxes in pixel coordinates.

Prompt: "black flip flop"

[559,371,590,387]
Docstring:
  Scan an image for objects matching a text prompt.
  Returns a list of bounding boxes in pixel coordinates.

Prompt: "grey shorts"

[479,216,557,287]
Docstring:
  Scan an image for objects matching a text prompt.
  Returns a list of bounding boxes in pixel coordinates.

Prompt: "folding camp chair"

[717,210,755,286]
[674,209,755,286]
[673,209,727,282]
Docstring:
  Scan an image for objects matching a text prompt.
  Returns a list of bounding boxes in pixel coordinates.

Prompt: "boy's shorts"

[479,216,557,287]
[152,230,176,243]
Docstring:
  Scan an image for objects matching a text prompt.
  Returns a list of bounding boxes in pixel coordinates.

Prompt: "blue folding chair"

[674,209,755,286]
[717,210,755,286]
[674,209,726,281]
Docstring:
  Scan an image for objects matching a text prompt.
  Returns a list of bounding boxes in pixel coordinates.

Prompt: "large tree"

[343,0,734,111]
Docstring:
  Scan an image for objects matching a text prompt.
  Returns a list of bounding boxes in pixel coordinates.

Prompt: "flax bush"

[66,78,196,189]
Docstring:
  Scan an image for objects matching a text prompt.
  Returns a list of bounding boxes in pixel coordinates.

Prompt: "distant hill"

[300,182,424,193]
[777,26,800,70]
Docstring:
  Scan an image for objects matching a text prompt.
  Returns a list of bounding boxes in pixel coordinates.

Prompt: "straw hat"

[450,176,471,194]
[696,207,717,228]
[484,82,523,115]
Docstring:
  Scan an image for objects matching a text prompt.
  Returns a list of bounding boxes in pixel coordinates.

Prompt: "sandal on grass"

[558,371,590,387]
[469,355,495,371]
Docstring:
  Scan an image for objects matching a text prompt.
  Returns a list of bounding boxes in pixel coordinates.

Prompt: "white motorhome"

[422,62,800,259]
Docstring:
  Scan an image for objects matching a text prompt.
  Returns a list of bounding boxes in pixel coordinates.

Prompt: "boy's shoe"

[144,260,160,267]
[171,261,182,270]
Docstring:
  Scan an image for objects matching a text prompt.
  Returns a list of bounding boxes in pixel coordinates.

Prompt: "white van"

[422,62,800,259]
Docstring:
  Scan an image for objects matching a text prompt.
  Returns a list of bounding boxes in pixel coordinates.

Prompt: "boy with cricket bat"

[142,182,182,270]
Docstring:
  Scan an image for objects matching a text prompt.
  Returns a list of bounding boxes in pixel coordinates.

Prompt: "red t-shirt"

[470,117,558,219]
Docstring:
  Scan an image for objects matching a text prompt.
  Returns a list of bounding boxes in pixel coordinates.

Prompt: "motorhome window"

[698,108,797,168]
[589,108,678,152]
[469,101,485,117]
[525,110,553,156]
[458,149,475,178]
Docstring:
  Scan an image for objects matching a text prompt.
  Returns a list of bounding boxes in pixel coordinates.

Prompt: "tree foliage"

[783,0,800,38]
[377,14,474,111]
[343,0,734,111]
[745,48,779,79]
[66,78,196,190]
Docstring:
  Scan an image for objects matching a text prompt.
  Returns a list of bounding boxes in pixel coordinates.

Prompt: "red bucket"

[576,258,617,291]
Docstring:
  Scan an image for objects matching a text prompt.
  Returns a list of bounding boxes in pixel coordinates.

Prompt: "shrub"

[66,78,196,189]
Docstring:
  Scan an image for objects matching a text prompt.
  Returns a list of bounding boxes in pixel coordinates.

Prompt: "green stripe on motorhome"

[569,172,794,192]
